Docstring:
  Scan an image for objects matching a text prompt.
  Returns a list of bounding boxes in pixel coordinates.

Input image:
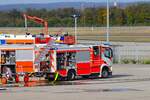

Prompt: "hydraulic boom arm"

[23,14,48,35]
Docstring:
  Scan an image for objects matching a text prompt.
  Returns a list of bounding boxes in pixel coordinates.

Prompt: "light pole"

[106,0,117,43]
[106,0,110,43]
[71,14,80,44]
[23,14,28,33]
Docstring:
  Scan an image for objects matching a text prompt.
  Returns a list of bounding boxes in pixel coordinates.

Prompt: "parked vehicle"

[43,44,113,81]
[0,43,113,84]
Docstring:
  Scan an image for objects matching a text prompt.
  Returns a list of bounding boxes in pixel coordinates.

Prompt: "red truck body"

[40,44,113,80]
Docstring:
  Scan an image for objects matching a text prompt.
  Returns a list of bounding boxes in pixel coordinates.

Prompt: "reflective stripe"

[50,50,56,72]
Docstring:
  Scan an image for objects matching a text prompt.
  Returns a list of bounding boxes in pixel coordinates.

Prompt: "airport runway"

[0,64,150,100]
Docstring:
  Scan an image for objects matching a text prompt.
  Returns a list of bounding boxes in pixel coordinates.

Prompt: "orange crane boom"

[23,14,48,35]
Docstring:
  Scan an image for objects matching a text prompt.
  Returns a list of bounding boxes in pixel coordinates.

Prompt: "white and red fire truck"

[43,44,113,81]
[0,34,113,84]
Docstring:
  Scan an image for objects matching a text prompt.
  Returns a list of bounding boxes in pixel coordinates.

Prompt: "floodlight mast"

[71,14,80,44]
[106,0,117,43]
[106,0,110,43]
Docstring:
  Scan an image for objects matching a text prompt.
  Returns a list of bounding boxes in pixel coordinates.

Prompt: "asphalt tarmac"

[0,64,150,100]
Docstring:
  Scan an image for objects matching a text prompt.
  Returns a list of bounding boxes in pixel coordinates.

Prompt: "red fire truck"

[39,44,113,81]
[0,35,113,83]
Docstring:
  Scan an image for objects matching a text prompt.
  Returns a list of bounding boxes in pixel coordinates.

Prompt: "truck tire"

[67,70,76,81]
[102,67,109,78]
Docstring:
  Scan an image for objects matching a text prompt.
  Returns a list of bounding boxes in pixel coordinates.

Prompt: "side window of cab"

[93,46,99,56]
[104,48,113,58]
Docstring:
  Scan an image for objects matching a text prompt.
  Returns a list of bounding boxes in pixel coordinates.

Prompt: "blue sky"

[0,0,150,5]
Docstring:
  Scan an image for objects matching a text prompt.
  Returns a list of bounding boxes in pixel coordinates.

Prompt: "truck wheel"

[102,68,109,78]
[67,70,76,81]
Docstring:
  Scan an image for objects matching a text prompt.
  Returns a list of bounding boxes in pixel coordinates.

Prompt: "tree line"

[0,3,149,27]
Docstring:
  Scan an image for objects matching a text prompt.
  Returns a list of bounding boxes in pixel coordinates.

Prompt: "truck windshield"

[104,48,113,58]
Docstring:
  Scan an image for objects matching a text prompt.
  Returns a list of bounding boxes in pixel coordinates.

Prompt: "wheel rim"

[68,71,75,80]
[102,70,108,78]
[71,72,75,80]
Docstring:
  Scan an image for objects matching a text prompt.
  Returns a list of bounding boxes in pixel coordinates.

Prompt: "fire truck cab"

[45,44,113,80]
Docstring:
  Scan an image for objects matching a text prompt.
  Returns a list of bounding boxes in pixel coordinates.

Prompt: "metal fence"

[0,27,150,42]
[113,43,150,64]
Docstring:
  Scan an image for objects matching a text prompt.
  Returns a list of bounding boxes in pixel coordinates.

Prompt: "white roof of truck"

[52,43,111,51]
[52,44,90,51]
[0,44,35,50]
